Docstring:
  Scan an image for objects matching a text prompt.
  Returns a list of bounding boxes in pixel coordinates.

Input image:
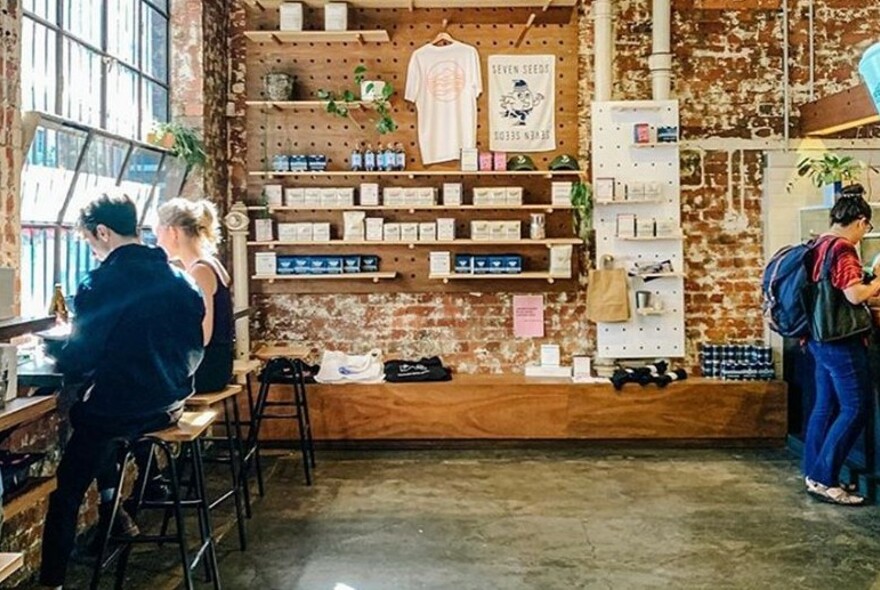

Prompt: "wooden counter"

[259,376,787,443]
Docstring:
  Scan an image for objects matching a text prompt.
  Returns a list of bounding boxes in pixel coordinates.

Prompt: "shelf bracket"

[356,32,365,46]
[253,1,266,11]
[270,34,282,45]
[372,277,380,283]
[547,277,555,284]
[408,0,414,10]
[515,13,536,48]
[542,0,553,10]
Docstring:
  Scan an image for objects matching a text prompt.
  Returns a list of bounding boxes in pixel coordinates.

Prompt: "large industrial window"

[18,0,179,317]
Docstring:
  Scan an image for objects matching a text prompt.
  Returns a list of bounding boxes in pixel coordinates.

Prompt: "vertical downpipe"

[594,0,613,101]
[649,0,672,99]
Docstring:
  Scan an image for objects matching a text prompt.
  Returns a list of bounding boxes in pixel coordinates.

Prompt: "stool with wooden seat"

[233,358,265,508]
[90,411,221,590]
[254,357,316,485]
[184,384,247,549]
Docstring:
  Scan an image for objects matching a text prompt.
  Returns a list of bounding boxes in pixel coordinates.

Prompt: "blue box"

[488,256,506,274]
[503,255,523,274]
[473,255,490,274]
[657,126,679,143]
[325,257,344,274]
[272,155,290,172]
[307,154,328,171]
[454,254,473,274]
[343,256,361,273]
[277,255,305,275]
[361,255,380,272]
[289,155,309,172]
[309,257,328,274]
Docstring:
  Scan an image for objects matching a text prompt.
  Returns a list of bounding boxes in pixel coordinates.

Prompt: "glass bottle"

[395,142,406,171]
[384,144,397,171]
[350,143,363,171]
[375,142,386,171]
[364,143,376,172]
[49,283,69,324]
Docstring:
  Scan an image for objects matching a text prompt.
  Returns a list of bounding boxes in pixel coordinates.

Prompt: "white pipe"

[808,0,815,101]
[594,0,613,101]
[782,0,790,149]
[649,0,672,100]
[224,202,252,360]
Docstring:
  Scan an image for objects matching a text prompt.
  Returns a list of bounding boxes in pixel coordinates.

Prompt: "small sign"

[513,295,544,338]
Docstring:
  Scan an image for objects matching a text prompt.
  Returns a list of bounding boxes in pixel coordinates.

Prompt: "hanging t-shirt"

[404,41,482,165]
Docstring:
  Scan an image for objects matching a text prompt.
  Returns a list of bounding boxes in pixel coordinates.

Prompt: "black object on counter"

[384,357,452,382]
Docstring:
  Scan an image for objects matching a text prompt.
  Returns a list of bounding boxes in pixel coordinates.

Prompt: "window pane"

[19,226,55,317]
[61,39,102,128]
[141,79,168,140]
[106,65,139,138]
[21,18,57,113]
[63,0,102,47]
[119,147,162,218]
[62,136,130,224]
[141,156,187,229]
[23,0,57,23]
[143,0,168,14]
[108,0,138,67]
[21,124,89,223]
[142,5,168,83]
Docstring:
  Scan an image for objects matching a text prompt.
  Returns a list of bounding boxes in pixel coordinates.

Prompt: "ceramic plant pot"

[264,73,295,101]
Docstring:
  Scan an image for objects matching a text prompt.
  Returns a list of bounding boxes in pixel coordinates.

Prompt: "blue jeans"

[804,338,870,487]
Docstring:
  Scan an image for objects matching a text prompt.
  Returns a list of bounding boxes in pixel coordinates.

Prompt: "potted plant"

[316,64,397,135]
[149,122,207,170]
[794,153,875,206]
[570,181,593,240]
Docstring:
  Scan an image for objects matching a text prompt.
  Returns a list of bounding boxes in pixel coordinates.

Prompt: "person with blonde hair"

[156,198,234,392]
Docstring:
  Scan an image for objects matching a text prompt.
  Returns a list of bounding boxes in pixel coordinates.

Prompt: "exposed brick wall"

[0,0,21,306]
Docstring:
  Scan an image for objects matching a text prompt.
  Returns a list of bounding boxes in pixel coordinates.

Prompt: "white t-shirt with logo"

[405,41,482,165]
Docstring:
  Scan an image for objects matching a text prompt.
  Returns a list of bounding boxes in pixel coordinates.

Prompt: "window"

[22,0,170,138]
[19,1,176,317]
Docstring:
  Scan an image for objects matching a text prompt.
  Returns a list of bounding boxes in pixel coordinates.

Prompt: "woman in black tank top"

[156,198,234,393]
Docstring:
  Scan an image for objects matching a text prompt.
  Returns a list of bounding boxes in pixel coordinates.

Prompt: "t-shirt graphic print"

[405,41,482,165]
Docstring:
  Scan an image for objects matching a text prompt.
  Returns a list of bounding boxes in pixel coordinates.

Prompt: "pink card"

[513,295,545,338]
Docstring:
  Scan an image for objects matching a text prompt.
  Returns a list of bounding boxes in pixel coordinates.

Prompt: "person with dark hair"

[803,184,880,506]
[38,193,206,589]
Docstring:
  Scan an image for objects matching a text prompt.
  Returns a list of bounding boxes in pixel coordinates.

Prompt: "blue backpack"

[762,238,827,338]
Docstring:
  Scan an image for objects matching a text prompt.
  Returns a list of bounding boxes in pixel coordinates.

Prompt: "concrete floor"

[70,448,880,590]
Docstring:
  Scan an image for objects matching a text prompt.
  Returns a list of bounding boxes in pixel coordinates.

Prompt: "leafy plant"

[152,122,207,170]
[570,181,593,240]
[794,153,874,189]
[316,64,397,135]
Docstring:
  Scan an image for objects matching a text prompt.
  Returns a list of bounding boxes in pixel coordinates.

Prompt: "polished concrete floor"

[70,448,880,590]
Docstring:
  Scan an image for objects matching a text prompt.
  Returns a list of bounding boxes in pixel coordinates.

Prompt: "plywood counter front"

[258,376,787,443]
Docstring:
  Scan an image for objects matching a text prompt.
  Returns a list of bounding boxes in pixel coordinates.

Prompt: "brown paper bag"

[585,269,630,323]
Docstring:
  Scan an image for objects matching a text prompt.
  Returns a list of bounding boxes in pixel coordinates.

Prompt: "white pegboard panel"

[591,100,685,359]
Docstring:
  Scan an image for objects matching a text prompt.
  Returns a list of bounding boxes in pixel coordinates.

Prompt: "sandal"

[809,486,866,507]
[805,476,858,494]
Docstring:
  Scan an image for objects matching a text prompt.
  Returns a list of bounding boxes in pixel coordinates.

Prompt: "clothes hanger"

[430,19,454,46]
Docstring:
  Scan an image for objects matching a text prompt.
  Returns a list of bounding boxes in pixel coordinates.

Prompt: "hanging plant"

[149,122,207,170]
[316,64,397,135]
[570,181,593,240]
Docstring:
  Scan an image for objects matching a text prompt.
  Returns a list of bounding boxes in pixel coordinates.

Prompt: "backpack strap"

[815,236,844,281]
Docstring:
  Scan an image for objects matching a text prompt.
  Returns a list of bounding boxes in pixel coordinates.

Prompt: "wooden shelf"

[617,234,683,241]
[0,316,55,341]
[266,204,573,212]
[249,170,582,178]
[246,100,367,110]
[248,238,582,248]
[636,308,666,316]
[253,272,397,283]
[0,553,23,584]
[3,476,56,520]
[631,143,679,148]
[244,30,391,43]
[595,199,665,205]
[430,272,565,283]
[0,396,57,433]
[609,102,664,112]
[244,0,577,9]
[634,272,685,279]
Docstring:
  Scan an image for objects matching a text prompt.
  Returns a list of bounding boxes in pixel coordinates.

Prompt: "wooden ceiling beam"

[799,83,880,137]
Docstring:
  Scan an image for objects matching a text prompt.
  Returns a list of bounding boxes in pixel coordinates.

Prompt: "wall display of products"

[700,343,776,381]
[592,100,685,358]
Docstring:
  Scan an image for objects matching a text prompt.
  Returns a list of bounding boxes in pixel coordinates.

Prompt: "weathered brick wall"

[0,0,21,302]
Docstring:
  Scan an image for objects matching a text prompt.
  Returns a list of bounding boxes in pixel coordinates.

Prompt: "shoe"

[143,476,173,503]
[804,476,826,494]
[809,485,867,506]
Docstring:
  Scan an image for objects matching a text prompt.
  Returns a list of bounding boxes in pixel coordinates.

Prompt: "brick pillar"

[0,0,22,312]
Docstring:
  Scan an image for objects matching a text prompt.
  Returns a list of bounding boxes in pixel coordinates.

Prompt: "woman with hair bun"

[156,198,234,392]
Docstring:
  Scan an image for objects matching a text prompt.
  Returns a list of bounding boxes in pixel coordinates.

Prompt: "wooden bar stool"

[90,411,221,590]
[185,385,248,550]
[255,357,316,485]
[233,358,265,509]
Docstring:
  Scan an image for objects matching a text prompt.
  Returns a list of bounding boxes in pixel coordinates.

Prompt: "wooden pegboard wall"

[244,6,579,172]
[241,5,582,293]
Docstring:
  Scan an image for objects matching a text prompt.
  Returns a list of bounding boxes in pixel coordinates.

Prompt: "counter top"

[0,317,54,342]
[17,357,63,389]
